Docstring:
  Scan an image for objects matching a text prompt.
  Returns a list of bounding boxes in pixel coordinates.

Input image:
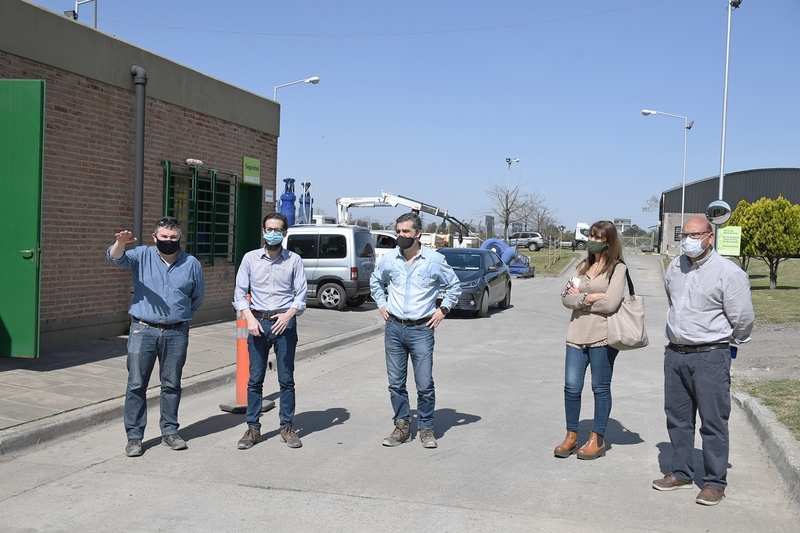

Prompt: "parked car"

[284,225,375,310]
[508,231,545,251]
[438,248,512,318]
[371,230,397,262]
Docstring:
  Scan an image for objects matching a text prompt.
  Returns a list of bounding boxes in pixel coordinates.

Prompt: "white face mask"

[680,236,706,258]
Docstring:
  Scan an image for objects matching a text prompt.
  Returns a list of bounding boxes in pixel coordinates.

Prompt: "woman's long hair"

[577,220,622,277]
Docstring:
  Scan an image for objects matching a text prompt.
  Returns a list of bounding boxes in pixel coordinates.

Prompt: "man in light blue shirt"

[370,212,461,449]
[107,217,204,457]
[232,212,307,450]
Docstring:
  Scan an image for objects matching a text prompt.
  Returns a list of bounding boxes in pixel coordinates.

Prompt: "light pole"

[641,109,694,228]
[718,0,742,201]
[272,76,320,101]
[64,0,98,29]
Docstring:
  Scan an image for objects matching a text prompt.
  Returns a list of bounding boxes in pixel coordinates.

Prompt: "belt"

[133,318,187,330]
[252,309,290,320]
[668,342,729,354]
[389,314,432,326]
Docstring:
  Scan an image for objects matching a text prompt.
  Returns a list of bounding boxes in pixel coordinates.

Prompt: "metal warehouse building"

[1,1,280,357]
[659,167,800,255]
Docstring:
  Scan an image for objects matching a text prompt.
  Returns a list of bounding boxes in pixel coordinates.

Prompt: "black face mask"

[156,238,180,255]
[397,236,417,250]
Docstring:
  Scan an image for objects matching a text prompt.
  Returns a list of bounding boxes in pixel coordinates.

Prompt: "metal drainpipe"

[130,65,147,241]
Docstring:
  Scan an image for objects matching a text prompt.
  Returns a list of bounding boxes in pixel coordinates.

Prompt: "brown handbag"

[607,262,649,351]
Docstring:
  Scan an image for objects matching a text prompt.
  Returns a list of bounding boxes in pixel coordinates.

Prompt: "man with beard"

[370,212,461,449]
[233,212,307,450]
[107,217,205,457]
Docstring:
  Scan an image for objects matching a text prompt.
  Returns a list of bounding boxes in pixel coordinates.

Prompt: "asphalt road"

[1,254,797,532]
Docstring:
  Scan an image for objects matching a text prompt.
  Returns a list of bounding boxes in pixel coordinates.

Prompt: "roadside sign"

[718,226,742,256]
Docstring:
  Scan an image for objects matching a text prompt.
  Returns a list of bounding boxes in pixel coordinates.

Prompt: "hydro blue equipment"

[480,238,535,278]
[279,178,296,226]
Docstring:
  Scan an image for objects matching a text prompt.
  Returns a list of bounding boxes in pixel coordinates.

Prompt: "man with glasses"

[107,217,205,457]
[652,215,754,506]
[233,212,307,450]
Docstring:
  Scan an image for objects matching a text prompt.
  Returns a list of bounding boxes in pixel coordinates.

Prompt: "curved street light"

[273,75,321,101]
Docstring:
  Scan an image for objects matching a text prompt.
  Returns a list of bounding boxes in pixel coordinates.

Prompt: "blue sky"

[33,0,800,230]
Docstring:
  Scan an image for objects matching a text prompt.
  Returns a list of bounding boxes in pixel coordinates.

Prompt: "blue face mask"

[263,230,284,246]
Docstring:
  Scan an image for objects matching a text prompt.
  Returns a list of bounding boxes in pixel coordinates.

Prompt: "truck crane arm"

[336,192,470,236]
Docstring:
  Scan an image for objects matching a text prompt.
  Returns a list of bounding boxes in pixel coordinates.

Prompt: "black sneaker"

[125,439,143,457]
[237,426,261,450]
[382,419,411,447]
[280,424,303,449]
[162,433,188,450]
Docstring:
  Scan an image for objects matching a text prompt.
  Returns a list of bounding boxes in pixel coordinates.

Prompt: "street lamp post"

[718,0,742,201]
[272,76,320,101]
[641,109,694,227]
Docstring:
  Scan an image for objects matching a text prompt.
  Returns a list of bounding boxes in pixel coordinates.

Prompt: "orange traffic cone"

[219,312,275,414]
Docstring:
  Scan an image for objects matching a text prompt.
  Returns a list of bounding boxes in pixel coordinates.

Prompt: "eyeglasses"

[680,231,710,239]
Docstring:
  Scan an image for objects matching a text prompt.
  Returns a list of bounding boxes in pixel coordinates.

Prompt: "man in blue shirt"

[107,217,204,457]
[370,212,461,449]
[233,212,308,450]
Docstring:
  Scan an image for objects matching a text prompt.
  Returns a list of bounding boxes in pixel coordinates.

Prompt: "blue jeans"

[564,344,618,436]
[246,316,298,429]
[124,321,190,440]
[384,319,436,429]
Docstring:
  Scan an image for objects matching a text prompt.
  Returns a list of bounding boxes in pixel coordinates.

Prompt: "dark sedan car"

[438,248,512,317]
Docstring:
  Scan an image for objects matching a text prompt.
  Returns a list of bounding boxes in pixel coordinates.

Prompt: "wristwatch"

[440,306,450,315]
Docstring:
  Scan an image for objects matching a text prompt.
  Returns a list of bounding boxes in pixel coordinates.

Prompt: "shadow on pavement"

[262,407,351,441]
[430,407,482,439]
[577,418,644,450]
[655,441,733,487]
[0,337,129,373]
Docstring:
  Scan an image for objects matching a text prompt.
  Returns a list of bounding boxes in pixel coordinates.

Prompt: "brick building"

[0,1,280,355]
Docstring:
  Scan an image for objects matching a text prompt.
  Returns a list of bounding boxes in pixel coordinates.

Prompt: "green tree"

[737,196,800,289]
[726,199,752,271]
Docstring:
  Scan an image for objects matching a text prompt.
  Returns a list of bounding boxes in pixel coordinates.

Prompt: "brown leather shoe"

[576,432,606,460]
[652,473,694,491]
[696,486,725,506]
[553,431,578,458]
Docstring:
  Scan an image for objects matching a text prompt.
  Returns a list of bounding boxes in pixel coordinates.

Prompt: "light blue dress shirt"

[233,247,308,314]
[106,245,204,324]
[370,246,461,320]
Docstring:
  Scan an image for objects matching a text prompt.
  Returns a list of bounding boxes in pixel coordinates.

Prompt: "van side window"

[319,234,347,259]
[376,235,396,249]
[287,235,319,259]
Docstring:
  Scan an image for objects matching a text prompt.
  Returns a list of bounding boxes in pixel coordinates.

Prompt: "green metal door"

[0,80,44,358]
[235,183,263,268]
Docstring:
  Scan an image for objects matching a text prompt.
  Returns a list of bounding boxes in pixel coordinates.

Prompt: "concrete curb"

[732,390,800,505]
[0,322,384,457]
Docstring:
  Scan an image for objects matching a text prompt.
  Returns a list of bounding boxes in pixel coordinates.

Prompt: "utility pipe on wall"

[130,65,147,241]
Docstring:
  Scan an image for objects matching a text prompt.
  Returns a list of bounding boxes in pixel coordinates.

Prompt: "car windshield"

[442,252,482,270]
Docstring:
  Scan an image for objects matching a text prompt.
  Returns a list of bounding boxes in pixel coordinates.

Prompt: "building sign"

[265,189,274,203]
[718,226,742,256]
[242,156,260,185]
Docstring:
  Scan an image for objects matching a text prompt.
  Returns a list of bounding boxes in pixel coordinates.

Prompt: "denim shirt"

[106,245,205,324]
[370,246,461,320]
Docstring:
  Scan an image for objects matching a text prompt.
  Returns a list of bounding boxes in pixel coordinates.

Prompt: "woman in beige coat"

[555,220,627,460]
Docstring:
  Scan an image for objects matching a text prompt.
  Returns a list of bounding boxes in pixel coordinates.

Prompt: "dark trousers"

[124,321,190,440]
[246,316,298,430]
[664,347,732,489]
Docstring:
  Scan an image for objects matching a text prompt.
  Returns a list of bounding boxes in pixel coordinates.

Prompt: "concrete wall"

[0,1,281,349]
